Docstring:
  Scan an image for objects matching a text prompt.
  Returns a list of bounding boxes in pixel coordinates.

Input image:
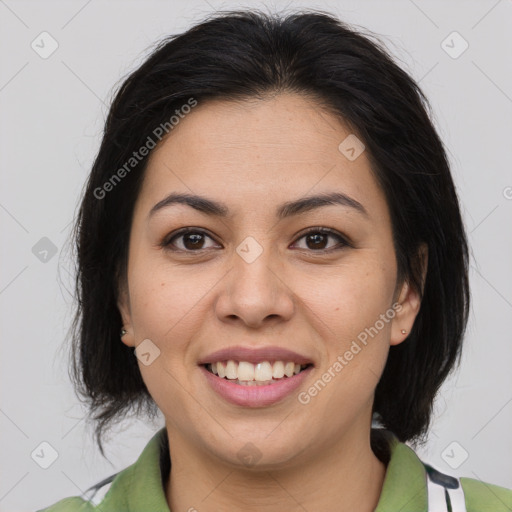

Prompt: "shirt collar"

[108,427,428,512]
[99,428,171,512]
[374,430,428,511]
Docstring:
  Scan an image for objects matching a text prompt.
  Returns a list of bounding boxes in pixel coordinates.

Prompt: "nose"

[214,243,295,329]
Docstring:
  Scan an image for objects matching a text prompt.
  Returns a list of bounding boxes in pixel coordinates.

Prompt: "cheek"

[295,256,395,343]
[129,276,196,343]
[295,265,394,423]
[126,252,221,353]
[126,259,209,417]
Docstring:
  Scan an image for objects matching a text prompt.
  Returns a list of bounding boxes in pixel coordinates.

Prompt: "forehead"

[136,93,387,220]
[152,94,350,162]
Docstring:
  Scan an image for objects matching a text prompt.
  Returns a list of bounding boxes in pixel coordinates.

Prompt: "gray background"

[0,0,511,510]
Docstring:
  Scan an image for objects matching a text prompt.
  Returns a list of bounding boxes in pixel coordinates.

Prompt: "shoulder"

[373,428,512,512]
[461,476,512,511]
[37,428,169,512]
[36,496,95,511]
[36,471,122,512]
[424,462,512,511]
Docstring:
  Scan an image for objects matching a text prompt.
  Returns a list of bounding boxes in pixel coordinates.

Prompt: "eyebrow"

[149,191,369,220]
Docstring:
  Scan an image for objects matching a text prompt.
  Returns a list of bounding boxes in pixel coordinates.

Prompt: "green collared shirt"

[39,428,512,512]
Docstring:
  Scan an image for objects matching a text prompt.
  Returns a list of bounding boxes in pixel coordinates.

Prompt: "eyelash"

[161,227,351,254]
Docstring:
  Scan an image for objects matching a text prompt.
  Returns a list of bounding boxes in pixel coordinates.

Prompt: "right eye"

[162,228,222,252]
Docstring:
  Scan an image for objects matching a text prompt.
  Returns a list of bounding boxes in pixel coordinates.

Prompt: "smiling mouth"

[203,360,313,386]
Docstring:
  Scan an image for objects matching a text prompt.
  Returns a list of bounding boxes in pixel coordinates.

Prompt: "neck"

[164,425,387,512]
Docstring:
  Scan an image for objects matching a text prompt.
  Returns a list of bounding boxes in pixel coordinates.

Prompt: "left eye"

[291,228,349,251]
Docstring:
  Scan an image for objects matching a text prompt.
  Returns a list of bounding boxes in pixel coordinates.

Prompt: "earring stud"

[120,328,128,338]
[401,329,407,335]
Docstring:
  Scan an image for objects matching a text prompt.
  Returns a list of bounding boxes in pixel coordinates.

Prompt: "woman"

[39,9,512,512]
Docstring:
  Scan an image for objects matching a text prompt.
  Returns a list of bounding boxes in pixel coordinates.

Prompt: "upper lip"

[198,345,314,366]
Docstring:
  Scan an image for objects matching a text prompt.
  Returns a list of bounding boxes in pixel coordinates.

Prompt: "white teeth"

[225,360,237,379]
[238,361,255,381]
[284,362,295,377]
[272,361,285,379]
[254,361,273,381]
[208,360,308,382]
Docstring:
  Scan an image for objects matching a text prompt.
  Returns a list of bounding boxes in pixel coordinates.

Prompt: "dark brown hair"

[68,9,470,455]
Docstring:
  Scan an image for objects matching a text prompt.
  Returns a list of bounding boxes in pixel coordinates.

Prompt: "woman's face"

[118,93,421,468]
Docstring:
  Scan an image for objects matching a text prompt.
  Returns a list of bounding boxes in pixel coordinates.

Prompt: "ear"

[390,243,428,346]
[117,278,136,348]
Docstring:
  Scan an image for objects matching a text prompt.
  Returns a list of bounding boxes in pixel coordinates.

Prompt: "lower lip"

[200,365,313,407]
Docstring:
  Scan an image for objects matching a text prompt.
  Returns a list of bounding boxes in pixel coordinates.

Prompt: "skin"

[118,92,427,512]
